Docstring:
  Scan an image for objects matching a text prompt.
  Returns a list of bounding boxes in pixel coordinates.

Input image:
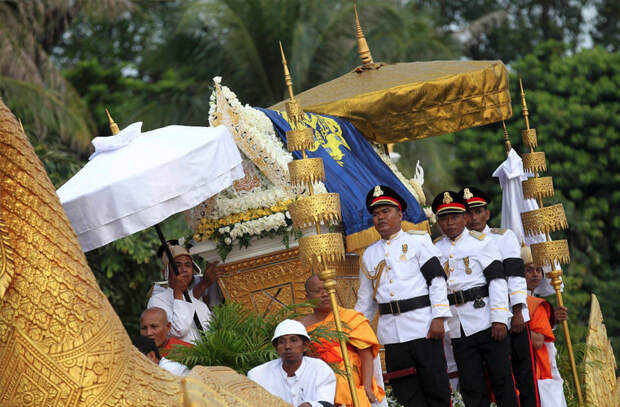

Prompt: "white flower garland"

[228,212,288,240]
[209,186,290,219]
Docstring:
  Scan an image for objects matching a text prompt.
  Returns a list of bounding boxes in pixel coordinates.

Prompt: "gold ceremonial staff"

[518,80,584,406]
[279,42,361,407]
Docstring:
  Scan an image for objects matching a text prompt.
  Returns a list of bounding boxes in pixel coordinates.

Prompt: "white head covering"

[271,319,310,343]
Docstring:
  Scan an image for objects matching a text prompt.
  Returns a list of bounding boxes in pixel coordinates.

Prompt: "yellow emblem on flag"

[279,111,351,166]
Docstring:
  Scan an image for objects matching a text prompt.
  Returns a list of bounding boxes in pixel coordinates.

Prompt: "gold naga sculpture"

[0,99,291,406]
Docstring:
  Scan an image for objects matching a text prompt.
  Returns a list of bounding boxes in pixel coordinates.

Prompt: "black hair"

[131,335,161,360]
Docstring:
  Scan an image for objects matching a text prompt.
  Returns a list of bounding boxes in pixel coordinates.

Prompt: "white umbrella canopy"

[57,122,244,252]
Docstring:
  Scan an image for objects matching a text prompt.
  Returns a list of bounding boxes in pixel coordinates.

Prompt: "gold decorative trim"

[531,240,570,268]
[288,158,325,185]
[289,194,342,228]
[521,204,568,236]
[0,216,12,300]
[215,248,302,275]
[522,176,554,200]
[286,128,314,152]
[522,151,546,173]
[299,233,345,266]
[522,128,537,148]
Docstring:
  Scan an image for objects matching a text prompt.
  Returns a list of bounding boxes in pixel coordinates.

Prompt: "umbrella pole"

[154,223,204,331]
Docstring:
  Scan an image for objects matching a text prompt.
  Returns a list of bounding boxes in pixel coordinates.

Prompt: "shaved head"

[140,307,170,347]
[140,307,168,324]
[305,274,321,293]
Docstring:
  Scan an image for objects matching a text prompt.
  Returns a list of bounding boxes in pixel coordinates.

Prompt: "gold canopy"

[270,60,512,143]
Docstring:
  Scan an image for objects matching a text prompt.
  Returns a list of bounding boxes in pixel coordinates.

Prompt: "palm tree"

[0,0,136,152]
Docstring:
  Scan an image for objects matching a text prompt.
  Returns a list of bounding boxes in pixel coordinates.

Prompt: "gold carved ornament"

[288,158,325,185]
[288,193,342,229]
[522,176,554,201]
[522,151,547,173]
[520,204,568,237]
[583,294,618,406]
[0,100,289,406]
[518,79,583,406]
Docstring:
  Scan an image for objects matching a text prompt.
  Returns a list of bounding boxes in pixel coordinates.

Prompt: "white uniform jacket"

[355,229,451,345]
[147,285,212,344]
[484,225,530,322]
[247,356,336,407]
[158,357,190,376]
[434,228,512,339]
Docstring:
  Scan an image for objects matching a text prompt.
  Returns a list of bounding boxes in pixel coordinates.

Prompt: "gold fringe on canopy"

[271,60,511,144]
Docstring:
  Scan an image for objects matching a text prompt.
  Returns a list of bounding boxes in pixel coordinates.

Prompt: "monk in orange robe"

[523,245,567,407]
[299,275,385,407]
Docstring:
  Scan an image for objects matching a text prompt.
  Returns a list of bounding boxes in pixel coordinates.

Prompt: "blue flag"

[256,107,426,236]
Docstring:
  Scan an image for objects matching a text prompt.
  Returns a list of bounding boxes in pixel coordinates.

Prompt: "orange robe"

[527,296,555,380]
[160,337,192,357]
[306,308,385,407]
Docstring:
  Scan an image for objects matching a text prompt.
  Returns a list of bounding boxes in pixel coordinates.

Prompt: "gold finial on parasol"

[354,4,373,66]
[106,108,120,135]
[279,41,295,103]
[502,120,511,154]
[518,81,584,407]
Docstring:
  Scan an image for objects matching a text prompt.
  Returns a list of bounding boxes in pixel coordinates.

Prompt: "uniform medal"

[463,257,472,274]
[400,244,408,261]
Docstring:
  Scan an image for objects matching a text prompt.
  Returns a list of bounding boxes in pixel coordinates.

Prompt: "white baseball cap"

[271,319,311,343]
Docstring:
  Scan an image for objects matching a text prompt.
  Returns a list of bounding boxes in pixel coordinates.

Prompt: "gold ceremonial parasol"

[271,7,511,144]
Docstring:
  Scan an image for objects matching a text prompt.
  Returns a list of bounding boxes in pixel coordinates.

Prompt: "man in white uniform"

[355,185,452,407]
[460,186,539,407]
[147,245,216,344]
[432,190,519,407]
[247,319,336,407]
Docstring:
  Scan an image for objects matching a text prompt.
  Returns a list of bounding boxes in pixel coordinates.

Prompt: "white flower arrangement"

[210,186,291,219]
[209,77,327,196]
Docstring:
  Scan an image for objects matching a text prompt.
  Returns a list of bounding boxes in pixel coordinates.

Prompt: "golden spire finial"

[519,78,531,131]
[502,120,512,154]
[279,41,295,101]
[106,108,120,135]
[354,4,374,66]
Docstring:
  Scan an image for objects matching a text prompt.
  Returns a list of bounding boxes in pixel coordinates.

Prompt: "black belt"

[448,285,489,306]
[378,295,431,315]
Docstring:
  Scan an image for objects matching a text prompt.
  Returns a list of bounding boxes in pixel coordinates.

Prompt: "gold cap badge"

[373,185,383,197]
[463,188,473,200]
[443,192,453,204]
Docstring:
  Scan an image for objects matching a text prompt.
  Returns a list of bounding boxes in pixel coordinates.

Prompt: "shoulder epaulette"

[433,235,444,244]
[469,230,486,240]
[490,228,507,235]
[407,230,428,236]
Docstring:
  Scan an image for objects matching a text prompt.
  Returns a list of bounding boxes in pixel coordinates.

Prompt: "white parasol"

[57,122,244,252]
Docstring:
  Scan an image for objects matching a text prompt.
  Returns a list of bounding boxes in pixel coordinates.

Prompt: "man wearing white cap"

[247,319,337,407]
[147,244,217,344]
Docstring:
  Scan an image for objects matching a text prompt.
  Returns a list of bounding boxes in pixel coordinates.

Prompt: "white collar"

[382,229,403,243]
[279,356,305,379]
